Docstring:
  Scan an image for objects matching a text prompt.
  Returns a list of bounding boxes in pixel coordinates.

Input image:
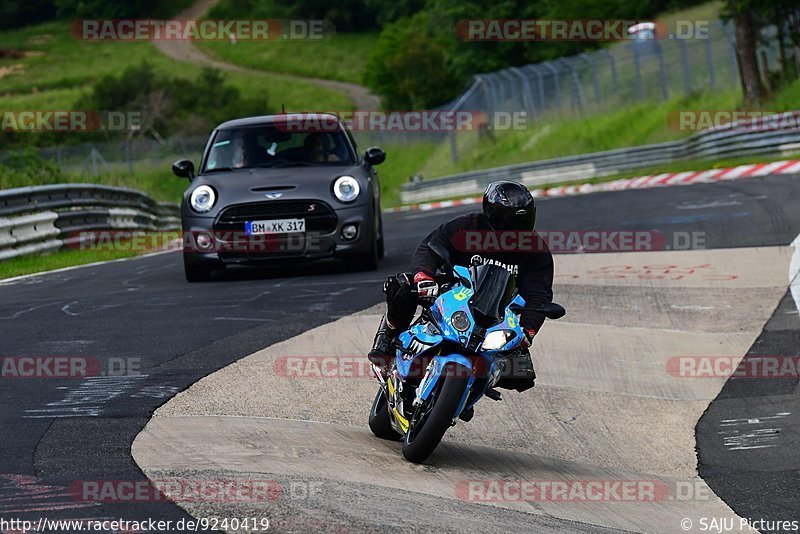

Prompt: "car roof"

[215,113,343,130]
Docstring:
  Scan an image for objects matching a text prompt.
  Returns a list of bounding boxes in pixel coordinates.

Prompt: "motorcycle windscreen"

[468,264,516,327]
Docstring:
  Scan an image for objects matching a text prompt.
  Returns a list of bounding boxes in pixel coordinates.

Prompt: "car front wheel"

[183,253,214,282]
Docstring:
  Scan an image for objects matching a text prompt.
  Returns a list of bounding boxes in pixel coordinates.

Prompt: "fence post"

[631,44,645,100]
[499,69,520,112]
[510,66,536,117]
[722,22,740,85]
[579,52,601,109]
[479,74,494,119]
[653,40,670,100]
[525,65,546,112]
[678,39,691,95]
[542,61,560,111]
[705,35,716,89]
[125,140,133,174]
[559,58,586,115]
[600,49,619,98]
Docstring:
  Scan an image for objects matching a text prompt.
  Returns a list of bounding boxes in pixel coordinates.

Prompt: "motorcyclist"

[368,180,553,393]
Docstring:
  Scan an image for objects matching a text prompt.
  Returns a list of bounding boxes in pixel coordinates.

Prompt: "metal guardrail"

[401,115,800,203]
[0,184,180,261]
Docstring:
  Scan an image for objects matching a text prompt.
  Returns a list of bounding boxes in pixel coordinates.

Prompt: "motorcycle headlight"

[333,176,360,203]
[481,330,514,351]
[189,185,216,213]
[451,311,471,332]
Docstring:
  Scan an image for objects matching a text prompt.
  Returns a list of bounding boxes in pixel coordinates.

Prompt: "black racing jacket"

[411,212,554,332]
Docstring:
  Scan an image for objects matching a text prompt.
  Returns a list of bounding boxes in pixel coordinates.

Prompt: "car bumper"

[182,204,373,265]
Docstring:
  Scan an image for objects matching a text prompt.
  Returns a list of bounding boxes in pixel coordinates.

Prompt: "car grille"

[214,200,338,233]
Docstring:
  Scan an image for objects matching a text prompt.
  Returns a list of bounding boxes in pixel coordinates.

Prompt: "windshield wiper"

[203,166,243,173]
[254,160,321,168]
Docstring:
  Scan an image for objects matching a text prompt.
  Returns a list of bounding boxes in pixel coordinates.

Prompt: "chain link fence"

[441,21,798,162]
[452,22,739,120]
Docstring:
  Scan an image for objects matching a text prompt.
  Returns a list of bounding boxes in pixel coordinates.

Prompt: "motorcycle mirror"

[427,242,471,288]
[427,242,453,271]
[535,302,566,320]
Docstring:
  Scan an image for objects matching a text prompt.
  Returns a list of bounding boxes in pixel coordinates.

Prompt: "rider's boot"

[496,349,536,392]
[368,314,399,368]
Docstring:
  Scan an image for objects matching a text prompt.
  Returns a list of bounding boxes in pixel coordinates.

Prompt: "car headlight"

[189,185,216,213]
[481,330,514,351]
[451,311,471,332]
[333,176,360,203]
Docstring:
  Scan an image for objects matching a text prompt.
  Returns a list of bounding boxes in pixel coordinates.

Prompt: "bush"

[77,62,266,138]
[0,149,64,189]
[364,15,461,109]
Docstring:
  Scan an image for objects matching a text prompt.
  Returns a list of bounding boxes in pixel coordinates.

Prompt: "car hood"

[182,165,368,216]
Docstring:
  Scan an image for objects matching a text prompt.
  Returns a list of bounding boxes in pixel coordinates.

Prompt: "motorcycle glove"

[414,271,439,301]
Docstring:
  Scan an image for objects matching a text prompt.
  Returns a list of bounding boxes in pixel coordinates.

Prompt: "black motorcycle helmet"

[482,181,536,231]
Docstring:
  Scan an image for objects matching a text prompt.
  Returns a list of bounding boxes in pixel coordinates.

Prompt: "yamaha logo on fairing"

[470,255,519,275]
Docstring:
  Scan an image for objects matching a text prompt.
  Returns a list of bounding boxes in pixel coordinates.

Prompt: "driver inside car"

[368,180,554,394]
[304,133,341,163]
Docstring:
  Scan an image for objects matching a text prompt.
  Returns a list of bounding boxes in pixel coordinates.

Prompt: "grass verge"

[0,248,148,280]
[196,32,378,84]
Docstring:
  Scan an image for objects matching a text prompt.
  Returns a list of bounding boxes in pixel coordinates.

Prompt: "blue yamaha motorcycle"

[369,243,565,463]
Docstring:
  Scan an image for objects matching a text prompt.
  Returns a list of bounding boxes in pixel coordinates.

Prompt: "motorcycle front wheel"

[402,362,469,463]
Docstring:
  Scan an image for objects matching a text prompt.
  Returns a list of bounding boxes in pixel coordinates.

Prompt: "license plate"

[245,218,305,235]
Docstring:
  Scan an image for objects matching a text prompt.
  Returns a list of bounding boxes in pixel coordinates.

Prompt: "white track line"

[790,233,800,315]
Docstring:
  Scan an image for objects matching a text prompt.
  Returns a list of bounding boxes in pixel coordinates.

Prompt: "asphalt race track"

[1,173,799,532]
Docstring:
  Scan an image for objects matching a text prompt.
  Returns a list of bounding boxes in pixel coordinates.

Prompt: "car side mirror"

[535,302,566,320]
[364,147,386,166]
[172,159,195,180]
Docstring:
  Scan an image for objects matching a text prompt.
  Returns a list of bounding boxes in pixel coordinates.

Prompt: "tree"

[732,8,763,103]
[364,15,460,109]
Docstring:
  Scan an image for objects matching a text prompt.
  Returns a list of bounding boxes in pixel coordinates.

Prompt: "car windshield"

[202,124,356,173]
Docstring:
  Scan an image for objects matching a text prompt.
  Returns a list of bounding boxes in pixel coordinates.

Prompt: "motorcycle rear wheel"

[368,388,403,440]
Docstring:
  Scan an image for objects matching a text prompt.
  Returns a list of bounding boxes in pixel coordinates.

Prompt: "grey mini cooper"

[172,113,386,282]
